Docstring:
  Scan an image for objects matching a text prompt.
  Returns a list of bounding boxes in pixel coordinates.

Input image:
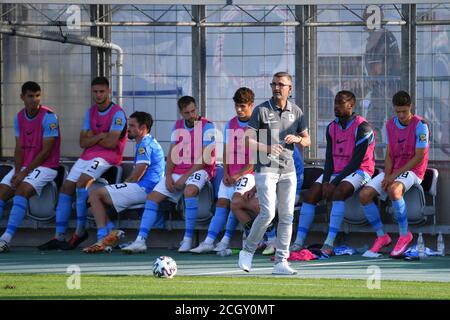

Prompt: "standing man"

[121,96,216,253]
[359,91,429,257]
[0,81,61,252]
[238,71,311,274]
[38,76,127,250]
[190,87,255,253]
[291,91,375,255]
[83,111,165,253]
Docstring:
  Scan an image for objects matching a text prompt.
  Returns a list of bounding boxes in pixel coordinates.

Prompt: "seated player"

[121,96,216,253]
[292,90,376,255]
[0,81,61,253]
[38,77,127,250]
[359,90,429,257]
[83,111,165,253]
[190,87,255,253]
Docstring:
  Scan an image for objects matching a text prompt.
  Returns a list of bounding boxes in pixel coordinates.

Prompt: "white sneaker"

[178,238,193,252]
[213,240,229,252]
[272,261,297,275]
[0,239,9,253]
[190,242,215,254]
[121,240,147,254]
[238,250,253,272]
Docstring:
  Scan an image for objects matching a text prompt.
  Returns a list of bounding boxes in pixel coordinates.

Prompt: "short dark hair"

[233,87,255,104]
[21,81,41,95]
[392,90,411,107]
[273,71,292,83]
[335,90,356,103]
[130,111,153,132]
[91,76,109,88]
[177,96,196,110]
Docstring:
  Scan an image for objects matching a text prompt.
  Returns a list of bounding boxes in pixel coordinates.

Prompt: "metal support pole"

[401,4,416,103]
[192,5,206,116]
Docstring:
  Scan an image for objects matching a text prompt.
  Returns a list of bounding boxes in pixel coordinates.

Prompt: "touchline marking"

[189,259,391,276]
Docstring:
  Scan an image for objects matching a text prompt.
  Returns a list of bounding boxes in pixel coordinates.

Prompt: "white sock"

[0,233,12,243]
[183,236,192,242]
[136,236,146,242]
[221,236,231,244]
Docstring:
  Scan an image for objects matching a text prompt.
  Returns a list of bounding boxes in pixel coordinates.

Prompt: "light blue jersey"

[135,134,165,193]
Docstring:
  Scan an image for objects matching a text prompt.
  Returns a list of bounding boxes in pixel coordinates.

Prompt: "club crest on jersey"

[115,118,123,125]
[419,134,427,142]
[49,123,57,130]
[288,114,295,122]
[138,147,145,155]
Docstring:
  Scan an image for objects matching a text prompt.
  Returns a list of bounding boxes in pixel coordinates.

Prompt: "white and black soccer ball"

[153,256,177,279]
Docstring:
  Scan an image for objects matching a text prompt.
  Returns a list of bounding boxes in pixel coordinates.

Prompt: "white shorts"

[217,174,256,200]
[315,171,370,191]
[365,171,422,201]
[153,169,209,203]
[0,166,57,196]
[67,158,112,182]
[105,183,148,213]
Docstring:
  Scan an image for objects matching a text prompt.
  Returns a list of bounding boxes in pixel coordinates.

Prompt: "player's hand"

[269,144,284,156]
[382,174,396,190]
[223,173,233,187]
[11,170,28,189]
[165,175,176,193]
[98,132,107,140]
[284,134,301,145]
[322,182,335,200]
[243,187,256,200]
[174,175,188,191]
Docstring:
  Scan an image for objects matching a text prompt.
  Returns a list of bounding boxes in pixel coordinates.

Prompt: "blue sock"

[224,212,239,239]
[55,193,73,235]
[392,198,408,236]
[296,203,316,245]
[5,196,28,239]
[363,203,385,237]
[138,200,159,239]
[184,197,198,239]
[325,201,345,246]
[265,226,276,241]
[75,188,89,236]
[106,221,115,233]
[0,200,5,221]
[97,227,109,241]
[206,206,229,241]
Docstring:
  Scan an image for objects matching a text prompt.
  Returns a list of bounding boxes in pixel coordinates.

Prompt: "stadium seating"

[27,165,68,221]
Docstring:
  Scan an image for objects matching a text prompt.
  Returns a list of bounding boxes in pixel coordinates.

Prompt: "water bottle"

[437,232,445,256]
[417,232,426,259]
[216,249,232,257]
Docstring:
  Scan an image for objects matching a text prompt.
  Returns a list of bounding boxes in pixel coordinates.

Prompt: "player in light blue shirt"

[82,111,165,253]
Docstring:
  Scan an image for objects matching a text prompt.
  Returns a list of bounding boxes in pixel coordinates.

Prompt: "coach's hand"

[269,144,284,156]
[284,134,301,145]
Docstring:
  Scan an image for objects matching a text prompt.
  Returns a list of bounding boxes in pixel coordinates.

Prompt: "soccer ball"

[153,256,177,279]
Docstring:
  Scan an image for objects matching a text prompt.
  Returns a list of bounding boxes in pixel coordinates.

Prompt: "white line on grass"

[188,258,392,276]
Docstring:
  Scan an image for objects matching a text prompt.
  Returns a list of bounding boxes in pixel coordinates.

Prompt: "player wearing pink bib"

[0,82,61,253]
[121,96,217,254]
[190,87,255,254]
[292,91,376,256]
[360,91,430,258]
[38,77,128,251]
